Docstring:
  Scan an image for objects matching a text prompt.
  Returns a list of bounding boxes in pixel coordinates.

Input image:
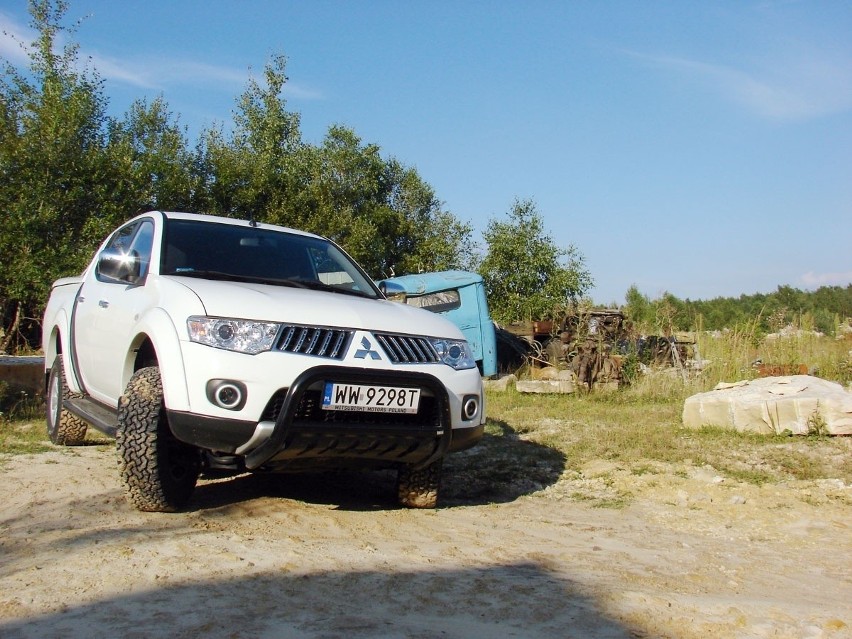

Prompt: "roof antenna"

[249,211,258,228]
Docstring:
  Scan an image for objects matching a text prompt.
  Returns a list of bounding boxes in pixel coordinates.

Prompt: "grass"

[0,396,110,459]
[2,327,850,509]
[0,419,54,456]
[694,324,852,390]
[0,381,52,456]
[471,387,852,499]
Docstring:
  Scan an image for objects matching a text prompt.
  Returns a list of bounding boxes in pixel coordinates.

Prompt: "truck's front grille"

[276,325,353,359]
[373,333,440,364]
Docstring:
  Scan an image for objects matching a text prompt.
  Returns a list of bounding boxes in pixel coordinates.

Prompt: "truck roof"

[148,211,321,240]
[382,270,484,295]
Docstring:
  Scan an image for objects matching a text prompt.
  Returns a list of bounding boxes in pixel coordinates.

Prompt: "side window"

[106,222,138,253]
[129,220,155,279]
[96,219,154,284]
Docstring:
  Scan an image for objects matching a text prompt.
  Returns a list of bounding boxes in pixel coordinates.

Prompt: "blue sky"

[2,0,850,305]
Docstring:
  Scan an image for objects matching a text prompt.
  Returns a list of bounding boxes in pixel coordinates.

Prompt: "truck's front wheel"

[397,459,442,509]
[116,367,200,512]
[46,355,88,445]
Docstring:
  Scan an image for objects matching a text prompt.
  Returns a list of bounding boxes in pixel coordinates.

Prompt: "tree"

[0,0,114,350]
[198,59,475,279]
[0,1,478,351]
[106,96,197,213]
[0,1,200,352]
[478,199,592,324]
[197,54,307,222]
[302,127,475,277]
[623,285,652,333]
[652,292,689,334]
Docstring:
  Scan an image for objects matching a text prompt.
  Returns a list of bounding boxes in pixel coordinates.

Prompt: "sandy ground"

[0,442,850,639]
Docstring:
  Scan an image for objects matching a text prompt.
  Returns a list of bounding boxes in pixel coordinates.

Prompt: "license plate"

[322,382,420,414]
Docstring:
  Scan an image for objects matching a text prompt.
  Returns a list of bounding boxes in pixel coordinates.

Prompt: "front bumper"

[167,364,484,470]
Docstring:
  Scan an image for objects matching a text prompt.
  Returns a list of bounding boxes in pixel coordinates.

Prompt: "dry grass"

[0,419,53,456]
[3,329,850,509]
[482,387,852,485]
[695,325,852,390]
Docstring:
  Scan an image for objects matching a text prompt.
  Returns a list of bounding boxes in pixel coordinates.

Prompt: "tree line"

[623,284,852,337]
[0,0,591,352]
[5,1,844,354]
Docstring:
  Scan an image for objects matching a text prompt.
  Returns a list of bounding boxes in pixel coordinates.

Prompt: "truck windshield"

[160,219,379,299]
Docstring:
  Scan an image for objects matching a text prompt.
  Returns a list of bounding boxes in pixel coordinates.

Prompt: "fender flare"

[44,308,87,395]
[127,307,191,412]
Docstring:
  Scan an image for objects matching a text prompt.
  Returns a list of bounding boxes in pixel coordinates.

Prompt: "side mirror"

[98,248,142,284]
[378,280,407,302]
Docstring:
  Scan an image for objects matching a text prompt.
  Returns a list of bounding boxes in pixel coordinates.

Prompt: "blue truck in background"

[380,271,497,377]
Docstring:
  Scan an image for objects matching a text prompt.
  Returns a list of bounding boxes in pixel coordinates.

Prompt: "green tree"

[0,1,479,352]
[623,284,652,332]
[106,96,197,213]
[0,0,114,350]
[198,59,475,279]
[479,199,592,324]
[651,292,689,334]
[303,127,474,276]
[197,54,307,222]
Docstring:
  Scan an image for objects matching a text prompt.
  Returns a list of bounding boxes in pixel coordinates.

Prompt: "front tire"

[116,367,200,512]
[46,355,88,445]
[397,459,442,509]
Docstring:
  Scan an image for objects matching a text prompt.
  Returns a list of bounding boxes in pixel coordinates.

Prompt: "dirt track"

[0,441,850,639]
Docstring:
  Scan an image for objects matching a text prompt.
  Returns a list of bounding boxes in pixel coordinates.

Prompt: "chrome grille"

[276,326,352,359]
[374,333,439,364]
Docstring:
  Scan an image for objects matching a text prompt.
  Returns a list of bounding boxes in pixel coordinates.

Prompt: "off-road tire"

[46,355,88,445]
[116,367,200,512]
[397,458,442,509]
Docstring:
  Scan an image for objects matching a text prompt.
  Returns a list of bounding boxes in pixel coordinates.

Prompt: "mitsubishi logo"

[354,336,381,360]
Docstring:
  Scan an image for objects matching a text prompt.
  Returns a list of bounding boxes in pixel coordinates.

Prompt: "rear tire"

[46,355,88,445]
[397,459,442,509]
[116,367,200,512]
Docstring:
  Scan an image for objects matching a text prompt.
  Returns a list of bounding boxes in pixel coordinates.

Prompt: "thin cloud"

[0,11,322,100]
[800,271,852,288]
[625,49,852,121]
[87,54,247,91]
[0,11,34,65]
[87,55,322,100]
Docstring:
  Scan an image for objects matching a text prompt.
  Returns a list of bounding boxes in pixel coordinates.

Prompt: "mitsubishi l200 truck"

[42,211,484,511]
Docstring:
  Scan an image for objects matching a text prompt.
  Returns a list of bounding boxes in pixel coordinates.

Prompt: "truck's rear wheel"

[46,355,88,445]
[116,367,200,512]
[397,458,442,509]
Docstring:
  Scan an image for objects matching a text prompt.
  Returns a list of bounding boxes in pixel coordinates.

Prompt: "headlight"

[427,338,476,370]
[187,316,279,354]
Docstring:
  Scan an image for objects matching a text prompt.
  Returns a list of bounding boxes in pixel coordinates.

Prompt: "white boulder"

[682,375,852,435]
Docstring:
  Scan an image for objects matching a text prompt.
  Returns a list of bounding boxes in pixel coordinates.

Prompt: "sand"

[0,445,850,639]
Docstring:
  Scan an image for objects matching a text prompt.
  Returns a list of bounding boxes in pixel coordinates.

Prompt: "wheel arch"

[43,313,83,395]
[124,308,190,412]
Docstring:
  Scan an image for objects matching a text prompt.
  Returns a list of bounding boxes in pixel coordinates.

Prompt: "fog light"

[206,380,247,411]
[462,395,479,421]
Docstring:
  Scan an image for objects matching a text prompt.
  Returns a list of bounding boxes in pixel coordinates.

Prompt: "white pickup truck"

[42,211,484,511]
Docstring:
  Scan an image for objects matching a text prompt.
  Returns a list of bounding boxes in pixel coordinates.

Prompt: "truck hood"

[168,276,464,339]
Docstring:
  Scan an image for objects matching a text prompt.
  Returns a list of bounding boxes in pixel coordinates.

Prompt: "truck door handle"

[98,300,110,308]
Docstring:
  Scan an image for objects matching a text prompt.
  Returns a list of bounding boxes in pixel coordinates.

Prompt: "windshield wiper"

[165,270,374,296]
[290,279,376,299]
[165,270,310,288]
